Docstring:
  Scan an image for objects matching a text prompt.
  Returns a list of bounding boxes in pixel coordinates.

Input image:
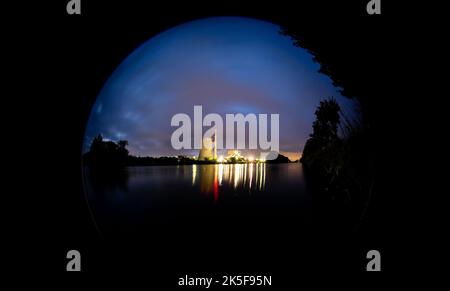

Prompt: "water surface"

[84,163,312,239]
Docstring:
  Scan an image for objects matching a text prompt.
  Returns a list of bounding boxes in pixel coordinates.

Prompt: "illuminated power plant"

[198,136,216,160]
[198,134,264,164]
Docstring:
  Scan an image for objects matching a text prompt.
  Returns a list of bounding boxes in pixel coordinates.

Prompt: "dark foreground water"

[82,163,368,273]
[84,163,312,239]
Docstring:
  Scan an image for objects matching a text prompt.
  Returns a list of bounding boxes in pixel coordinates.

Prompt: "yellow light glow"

[248,156,254,162]
[217,156,224,163]
[192,164,197,185]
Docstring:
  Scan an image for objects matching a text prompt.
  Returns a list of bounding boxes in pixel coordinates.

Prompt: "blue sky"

[84,17,355,160]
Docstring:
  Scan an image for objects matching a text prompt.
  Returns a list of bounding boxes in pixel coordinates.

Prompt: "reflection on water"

[84,163,311,237]
[194,164,266,202]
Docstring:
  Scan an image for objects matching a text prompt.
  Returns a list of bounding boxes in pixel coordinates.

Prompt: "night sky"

[84,17,355,161]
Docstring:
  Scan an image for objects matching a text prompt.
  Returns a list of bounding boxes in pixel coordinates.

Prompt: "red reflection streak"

[213,174,219,203]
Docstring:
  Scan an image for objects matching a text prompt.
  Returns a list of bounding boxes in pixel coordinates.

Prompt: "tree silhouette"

[311,98,340,143]
[300,97,373,232]
[84,134,130,168]
[301,98,341,170]
[266,153,291,163]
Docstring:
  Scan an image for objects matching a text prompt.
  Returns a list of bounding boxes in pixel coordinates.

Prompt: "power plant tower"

[213,129,217,160]
[198,132,217,160]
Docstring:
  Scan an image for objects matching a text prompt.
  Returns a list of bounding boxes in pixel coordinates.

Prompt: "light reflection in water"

[218,164,223,186]
[249,163,253,190]
[194,163,266,202]
[192,164,197,185]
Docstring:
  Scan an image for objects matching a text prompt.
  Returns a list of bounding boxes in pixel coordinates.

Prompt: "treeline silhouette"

[83,135,208,167]
[300,98,371,231]
[266,153,291,163]
[281,24,377,231]
[83,134,293,167]
[83,134,129,168]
